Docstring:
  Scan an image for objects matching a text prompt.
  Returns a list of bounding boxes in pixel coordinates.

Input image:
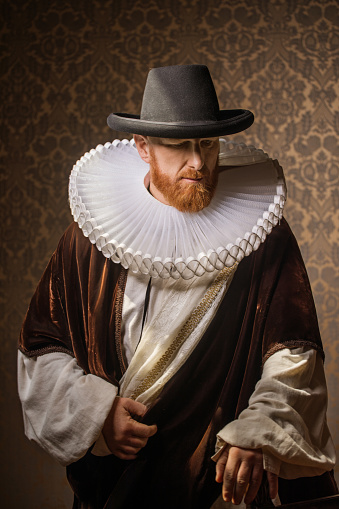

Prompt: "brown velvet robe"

[19,219,337,508]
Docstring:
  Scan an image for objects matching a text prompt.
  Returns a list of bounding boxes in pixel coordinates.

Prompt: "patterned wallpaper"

[1,0,338,507]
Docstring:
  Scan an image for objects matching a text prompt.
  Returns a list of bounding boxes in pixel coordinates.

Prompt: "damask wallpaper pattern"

[1,1,338,507]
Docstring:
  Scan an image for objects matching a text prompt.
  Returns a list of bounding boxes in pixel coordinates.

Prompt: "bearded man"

[143,136,219,212]
[18,65,337,509]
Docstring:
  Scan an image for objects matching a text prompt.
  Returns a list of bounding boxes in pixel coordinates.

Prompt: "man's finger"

[126,435,148,448]
[122,397,148,419]
[267,471,279,500]
[130,420,157,438]
[221,454,239,503]
[243,462,263,504]
[232,461,252,505]
[215,452,228,484]
[118,444,143,455]
[114,448,138,461]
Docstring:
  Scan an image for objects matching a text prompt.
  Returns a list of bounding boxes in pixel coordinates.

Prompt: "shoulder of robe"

[266,217,294,245]
[56,222,99,262]
[59,222,91,250]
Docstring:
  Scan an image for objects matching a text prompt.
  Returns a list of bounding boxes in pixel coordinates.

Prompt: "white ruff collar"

[69,139,286,279]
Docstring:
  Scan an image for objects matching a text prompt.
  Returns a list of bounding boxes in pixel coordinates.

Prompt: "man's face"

[134,136,220,213]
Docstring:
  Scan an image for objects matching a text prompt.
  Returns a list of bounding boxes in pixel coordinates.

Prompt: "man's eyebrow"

[163,139,188,143]
[151,138,188,146]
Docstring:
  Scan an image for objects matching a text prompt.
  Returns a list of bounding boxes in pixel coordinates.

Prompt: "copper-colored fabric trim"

[18,344,75,358]
[263,340,325,365]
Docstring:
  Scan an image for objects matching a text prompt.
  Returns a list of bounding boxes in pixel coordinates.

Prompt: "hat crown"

[140,65,220,123]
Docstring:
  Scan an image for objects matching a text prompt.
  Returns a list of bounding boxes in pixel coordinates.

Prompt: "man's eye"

[169,142,187,148]
[201,140,214,147]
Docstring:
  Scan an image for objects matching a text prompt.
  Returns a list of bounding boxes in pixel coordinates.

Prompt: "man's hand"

[215,446,278,505]
[102,396,157,460]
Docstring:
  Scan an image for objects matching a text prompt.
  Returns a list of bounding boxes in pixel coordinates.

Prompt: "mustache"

[179,167,211,180]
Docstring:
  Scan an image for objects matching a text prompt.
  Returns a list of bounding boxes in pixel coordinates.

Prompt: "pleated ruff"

[69,139,286,279]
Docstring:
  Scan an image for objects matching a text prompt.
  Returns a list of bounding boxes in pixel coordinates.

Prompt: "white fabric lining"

[119,265,237,406]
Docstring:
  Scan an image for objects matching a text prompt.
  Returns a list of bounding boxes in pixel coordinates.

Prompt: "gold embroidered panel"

[1,1,338,506]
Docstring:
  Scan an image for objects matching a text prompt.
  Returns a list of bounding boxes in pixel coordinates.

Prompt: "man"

[18,65,337,508]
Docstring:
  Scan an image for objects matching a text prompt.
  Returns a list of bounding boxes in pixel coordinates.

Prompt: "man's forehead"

[148,136,219,144]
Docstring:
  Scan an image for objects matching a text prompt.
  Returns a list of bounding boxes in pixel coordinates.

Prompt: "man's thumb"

[123,397,147,419]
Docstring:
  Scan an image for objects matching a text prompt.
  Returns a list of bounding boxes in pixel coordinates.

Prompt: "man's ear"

[134,135,151,163]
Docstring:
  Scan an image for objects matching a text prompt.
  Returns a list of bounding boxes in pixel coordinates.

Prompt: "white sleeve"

[214,347,336,478]
[17,350,118,466]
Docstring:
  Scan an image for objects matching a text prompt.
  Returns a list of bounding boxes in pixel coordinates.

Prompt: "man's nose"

[187,144,204,170]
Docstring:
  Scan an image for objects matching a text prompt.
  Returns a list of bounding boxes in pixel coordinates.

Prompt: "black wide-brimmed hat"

[107,65,254,138]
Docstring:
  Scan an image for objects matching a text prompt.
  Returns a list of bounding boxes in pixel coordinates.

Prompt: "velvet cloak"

[19,219,337,508]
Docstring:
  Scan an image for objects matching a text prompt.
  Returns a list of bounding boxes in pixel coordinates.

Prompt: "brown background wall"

[1,0,338,507]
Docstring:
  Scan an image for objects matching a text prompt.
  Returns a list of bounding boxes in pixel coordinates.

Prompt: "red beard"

[149,150,219,213]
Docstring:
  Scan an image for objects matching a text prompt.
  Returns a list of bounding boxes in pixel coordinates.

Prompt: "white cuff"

[91,433,112,457]
[215,347,335,478]
[18,351,118,465]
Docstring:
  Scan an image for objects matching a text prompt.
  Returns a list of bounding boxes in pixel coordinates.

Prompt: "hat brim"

[107,109,254,138]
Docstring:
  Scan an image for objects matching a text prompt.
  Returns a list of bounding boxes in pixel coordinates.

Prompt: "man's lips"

[180,172,205,181]
[181,176,202,181]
